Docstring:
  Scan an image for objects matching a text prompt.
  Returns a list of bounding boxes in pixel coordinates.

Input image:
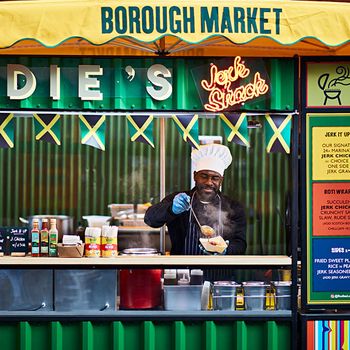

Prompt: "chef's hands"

[198,240,229,255]
[172,193,190,215]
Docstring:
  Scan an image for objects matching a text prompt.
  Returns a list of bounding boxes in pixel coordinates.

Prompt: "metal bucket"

[272,281,292,310]
[212,281,240,311]
[242,281,268,311]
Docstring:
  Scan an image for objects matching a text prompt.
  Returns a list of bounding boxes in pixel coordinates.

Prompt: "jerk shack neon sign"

[201,56,269,112]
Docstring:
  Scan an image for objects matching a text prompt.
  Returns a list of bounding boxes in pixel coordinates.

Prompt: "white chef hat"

[191,144,232,176]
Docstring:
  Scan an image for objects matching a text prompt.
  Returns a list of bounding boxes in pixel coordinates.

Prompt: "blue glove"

[199,240,229,255]
[172,193,190,215]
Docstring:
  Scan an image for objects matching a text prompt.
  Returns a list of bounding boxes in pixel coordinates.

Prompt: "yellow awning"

[1,0,350,56]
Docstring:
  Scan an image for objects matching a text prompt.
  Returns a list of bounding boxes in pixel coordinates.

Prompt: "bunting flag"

[172,114,200,149]
[126,114,154,148]
[0,113,14,148]
[33,113,61,145]
[265,114,292,154]
[79,114,106,151]
[219,112,250,147]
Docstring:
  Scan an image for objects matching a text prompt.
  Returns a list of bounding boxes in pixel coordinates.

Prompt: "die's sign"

[7,63,172,102]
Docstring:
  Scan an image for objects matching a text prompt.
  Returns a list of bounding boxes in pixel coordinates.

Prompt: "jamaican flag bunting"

[220,113,249,147]
[265,114,292,154]
[172,114,200,149]
[33,113,61,145]
[79,114,106,151]
[126,115,154,148]
[0,113,14,148]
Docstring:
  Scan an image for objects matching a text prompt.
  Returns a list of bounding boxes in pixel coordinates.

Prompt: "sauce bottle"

[40,218,49,257]
[190,269,204,285]
[49,218,58,257]
[31,219,40,257]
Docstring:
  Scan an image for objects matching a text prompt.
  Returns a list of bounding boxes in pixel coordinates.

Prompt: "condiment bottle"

[40,218,49,257]
[49,218,58,257]
[31,219,40,257]
[177,269,190,283]
[190,269,204,285]
[163,272,177,285]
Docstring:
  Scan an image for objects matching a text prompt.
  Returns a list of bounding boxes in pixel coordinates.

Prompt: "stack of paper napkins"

[62,235,83,246]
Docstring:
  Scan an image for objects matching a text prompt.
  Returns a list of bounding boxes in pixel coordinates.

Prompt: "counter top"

[0,255,292,266]
[117,226,161,231]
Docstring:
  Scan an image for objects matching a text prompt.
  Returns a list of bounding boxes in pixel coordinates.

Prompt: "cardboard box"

[57,243,84,258]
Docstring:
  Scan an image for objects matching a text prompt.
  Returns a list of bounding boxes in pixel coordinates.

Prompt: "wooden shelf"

[0,255,291,266]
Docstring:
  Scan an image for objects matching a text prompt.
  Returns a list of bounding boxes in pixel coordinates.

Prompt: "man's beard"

[196,185,219,202]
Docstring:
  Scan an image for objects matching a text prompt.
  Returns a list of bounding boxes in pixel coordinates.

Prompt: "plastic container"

[242,281,268,311]
[272,281,292,310]
[164,285,202,311]
[212,281,240,311]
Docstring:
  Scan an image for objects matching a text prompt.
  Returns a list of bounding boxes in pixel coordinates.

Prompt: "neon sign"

[201,56,269,112]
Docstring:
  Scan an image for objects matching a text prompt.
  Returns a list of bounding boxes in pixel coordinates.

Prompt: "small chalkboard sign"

[9,227,28,256]
[0,227,29,256]
[0,227,6,256]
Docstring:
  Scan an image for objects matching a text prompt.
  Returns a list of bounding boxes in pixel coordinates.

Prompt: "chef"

[144,143,246,258]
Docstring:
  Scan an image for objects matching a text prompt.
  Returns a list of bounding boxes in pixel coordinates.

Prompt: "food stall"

[0,1,350,349]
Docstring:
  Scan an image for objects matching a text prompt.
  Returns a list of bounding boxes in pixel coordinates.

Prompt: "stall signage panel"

[306,62,350,108]
[0,57,288,112]
[312,183,350,236]
[312,127,350,180]
[306,114,350,305]
[312,238,350,293]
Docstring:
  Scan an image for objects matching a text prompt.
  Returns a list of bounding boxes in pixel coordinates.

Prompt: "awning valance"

[1,0,350,56]
[0,0,350,57]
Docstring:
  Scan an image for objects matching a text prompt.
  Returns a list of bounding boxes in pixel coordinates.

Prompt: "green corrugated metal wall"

[0,320,291,350]
[0,115,291,255]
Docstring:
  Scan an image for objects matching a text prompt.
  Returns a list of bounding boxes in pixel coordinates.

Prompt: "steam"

[197,203,231,236]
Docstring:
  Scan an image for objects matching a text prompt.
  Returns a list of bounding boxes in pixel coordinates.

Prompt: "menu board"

[0,227,28,256]
[306,114,350,306]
